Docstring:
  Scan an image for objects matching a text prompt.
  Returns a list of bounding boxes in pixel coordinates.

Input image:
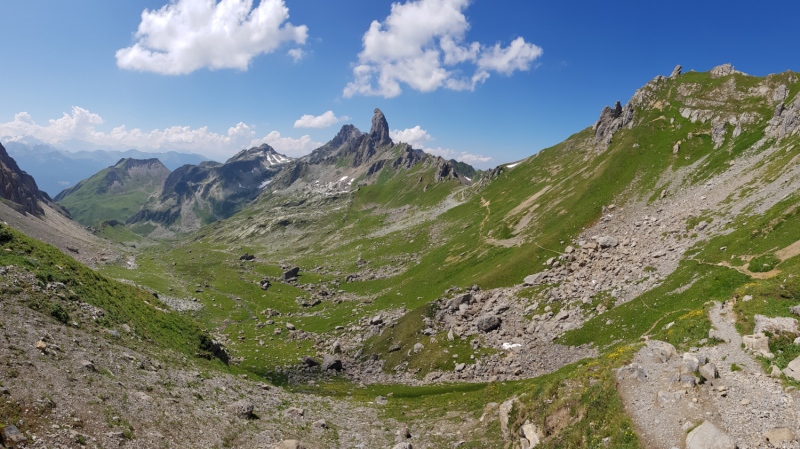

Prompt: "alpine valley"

[3,64,800,449]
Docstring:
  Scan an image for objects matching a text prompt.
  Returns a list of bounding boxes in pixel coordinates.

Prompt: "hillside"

[5,63,800,448]
[54,157,171,228]
[127,144,293,235]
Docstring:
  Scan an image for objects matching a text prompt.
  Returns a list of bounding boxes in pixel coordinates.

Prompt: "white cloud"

[389,126,432,148]
[344,0,542,98]
[116,0,308,75]
[423,147,491,164]
[249,131,321,156]
[293,111,350,129]
[0,107,320,159]
[287,48,305,63]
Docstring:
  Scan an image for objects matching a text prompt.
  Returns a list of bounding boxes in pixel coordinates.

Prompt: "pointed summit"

[370,108,392,147]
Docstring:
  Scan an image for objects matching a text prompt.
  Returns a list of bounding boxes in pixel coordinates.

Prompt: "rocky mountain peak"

[0,142,48,216]
[369,108,392,147]
[330,124,365,148]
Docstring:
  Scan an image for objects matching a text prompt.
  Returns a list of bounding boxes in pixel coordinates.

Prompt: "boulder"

[392,443,413,449]
[764,428,794,446]
[521,422,543,447]
[616,363,647,381]
[670,64,682,79]
[445,293,472,311]
[300,356,320,368]
[790,305,800,316]
[782,355,800,381]
[708,328,727,342]
[322,354,343,371]
[743,333,771,356]
[499,399,516,439]
[770,365,782,378]
[1,425,27,446]
[686,421,734,449]
[476,314,501,332]
[283,407,304,418]
[699,363,718,381]
[239,252,255,261]
[754,314,799,335]
[226,400,254,419]
[413,343,424,354]
[282,267,300,281]
[597,236,618,248]
[312,419,327,429]
[648,340,678,362]
[681,353,700,373]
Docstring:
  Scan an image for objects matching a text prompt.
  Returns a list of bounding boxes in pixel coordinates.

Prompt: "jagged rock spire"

[369,108,392,147]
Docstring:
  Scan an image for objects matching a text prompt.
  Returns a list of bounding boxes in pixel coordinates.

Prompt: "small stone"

[413,343,424,354]
[375,396,388,405]
[286,323,296,331]
[36,340,46,350]
[764,428,794,446]
[740,399,750,405]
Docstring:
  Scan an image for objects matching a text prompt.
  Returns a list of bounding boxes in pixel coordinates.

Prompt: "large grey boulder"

[685,421,734,449]
[699,363,718,381]
[282,267,300,281]
[226,400,254,419]
[597,236,619,248]
[322,354,343,371]
[670,64,682,79]
[476,314,501,333]
[783,355,800,381]
[789,304,800,316]
[300,356,320,367]
[754,314,799,335]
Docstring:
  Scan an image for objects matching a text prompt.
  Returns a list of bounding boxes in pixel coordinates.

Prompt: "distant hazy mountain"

[55,158,172,228]
[0,137,210,197]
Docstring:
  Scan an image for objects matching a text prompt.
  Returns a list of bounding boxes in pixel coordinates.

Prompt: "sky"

[1,0,799,169]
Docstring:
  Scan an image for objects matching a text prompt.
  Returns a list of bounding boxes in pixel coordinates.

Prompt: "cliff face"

[0,142,49,216]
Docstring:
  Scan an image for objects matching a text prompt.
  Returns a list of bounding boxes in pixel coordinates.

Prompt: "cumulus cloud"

[389,126,432,148]
[287,48,305,63]
[423,146,491,164]
[388,124,491,167]
[249,131,321,155]
[116,0,308,75]
[293,111,350,129]
[344,0,542,98]
[0,107,320,159]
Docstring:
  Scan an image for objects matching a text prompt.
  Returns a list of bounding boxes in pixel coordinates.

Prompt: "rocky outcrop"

[0,142,58,217]
[709,63,738,79]
[670,64,682,79]
[593,100,635,148]
[370,108,392,147]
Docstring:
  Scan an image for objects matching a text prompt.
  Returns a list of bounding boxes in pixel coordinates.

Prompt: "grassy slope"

[57,163,167,228]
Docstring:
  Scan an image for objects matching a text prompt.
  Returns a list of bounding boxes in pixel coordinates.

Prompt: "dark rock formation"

[0,142,54,217]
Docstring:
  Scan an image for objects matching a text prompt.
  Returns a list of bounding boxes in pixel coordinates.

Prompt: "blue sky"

[1,0,798,168]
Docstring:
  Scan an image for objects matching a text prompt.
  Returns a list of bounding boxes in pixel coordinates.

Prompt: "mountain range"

[0,137,208,197]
